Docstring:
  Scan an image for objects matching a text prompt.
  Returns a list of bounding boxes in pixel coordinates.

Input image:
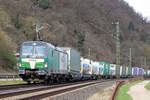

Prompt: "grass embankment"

[115,80,142,100]
[0,80,27,85]
[145,81,150,91]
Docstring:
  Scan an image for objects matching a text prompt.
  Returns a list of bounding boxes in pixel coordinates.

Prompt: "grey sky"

[124,0,150,18]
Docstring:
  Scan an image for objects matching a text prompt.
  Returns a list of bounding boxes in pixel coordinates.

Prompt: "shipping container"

[56,47,68,73]
[80,57,84,74]
[91,61,99,75]
[143,69,150,78]
[99,62,110,76]
[99,63,104,75]
[128,67,132,76]
[110,64,116,76]
[115,65,120,77]
[126,67,128,76]
[132,67,138,76]
[143,69,147,76]
[120,66,122,76]
[80,58,92,75]
[121,66,126,77]
[138,68,143,76]
[148,70,150,77]
[61,47,81,76]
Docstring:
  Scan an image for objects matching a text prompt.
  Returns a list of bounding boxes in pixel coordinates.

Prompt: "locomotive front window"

[21,46,33,57]
[34,46,46,57]
[21,45,47,58]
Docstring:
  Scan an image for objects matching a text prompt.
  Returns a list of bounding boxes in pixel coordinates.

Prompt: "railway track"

[0,79,118,100]
[0,84,38,90]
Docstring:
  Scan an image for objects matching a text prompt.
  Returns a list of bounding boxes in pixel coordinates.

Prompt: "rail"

[0,79,114,99]
[111,81,125,100]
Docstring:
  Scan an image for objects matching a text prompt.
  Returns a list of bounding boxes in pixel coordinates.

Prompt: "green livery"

[48,48,59,71]
[99,62,110,75]
[18,41,68,83]
[128,67,132,76]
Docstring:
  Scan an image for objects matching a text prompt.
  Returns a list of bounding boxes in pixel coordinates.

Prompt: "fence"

[0,73,21,81]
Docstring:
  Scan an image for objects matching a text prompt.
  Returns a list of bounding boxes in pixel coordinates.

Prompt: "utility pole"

[88,48,91,63]
[112,20,120,78]
[129,48,132,67]
[145,56,147,69]
[35,24,40,40]
[34,23,50,41]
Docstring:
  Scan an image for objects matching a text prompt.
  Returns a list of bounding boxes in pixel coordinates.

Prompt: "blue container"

[122,66,126,77]
[133,67,138,76]
[138,68,143,76]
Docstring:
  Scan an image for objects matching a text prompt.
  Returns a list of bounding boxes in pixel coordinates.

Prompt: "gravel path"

[127,80,150,100]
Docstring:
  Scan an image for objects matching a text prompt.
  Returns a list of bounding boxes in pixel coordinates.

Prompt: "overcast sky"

[124,0,150,19]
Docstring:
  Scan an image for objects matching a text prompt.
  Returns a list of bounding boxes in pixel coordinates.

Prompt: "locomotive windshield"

[21,44,47,58]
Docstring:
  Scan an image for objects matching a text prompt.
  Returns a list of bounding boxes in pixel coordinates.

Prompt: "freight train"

[18,41,150,84]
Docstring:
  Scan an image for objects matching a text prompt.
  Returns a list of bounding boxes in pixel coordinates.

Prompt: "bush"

[31,0,51,9]
[0,9,12,28]
[128,21,135,31]
[38,0,50,9]
[77,32,85,51]
[0,29,17,68]
[15,13,22,29]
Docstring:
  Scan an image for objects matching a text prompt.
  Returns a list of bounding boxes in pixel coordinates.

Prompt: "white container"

[56,47,68,73]
[91,61,99,75]
[61,47,80,75]
[110,64,116,76]
[80,58,92,75]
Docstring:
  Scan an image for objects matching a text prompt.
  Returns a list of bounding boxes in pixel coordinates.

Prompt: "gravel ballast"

[42,80,116,100]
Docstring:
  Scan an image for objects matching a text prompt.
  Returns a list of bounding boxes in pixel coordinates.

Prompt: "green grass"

[115,80,143,100]
[145,81,150,91]
[0,80,27,85]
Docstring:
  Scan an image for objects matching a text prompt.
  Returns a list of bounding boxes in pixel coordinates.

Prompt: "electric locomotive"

[18,41,68,83]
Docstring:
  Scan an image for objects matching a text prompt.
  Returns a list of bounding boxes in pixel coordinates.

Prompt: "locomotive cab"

[18,41,50,83]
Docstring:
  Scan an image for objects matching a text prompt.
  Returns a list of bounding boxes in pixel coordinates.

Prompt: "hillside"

[0,0,150,70]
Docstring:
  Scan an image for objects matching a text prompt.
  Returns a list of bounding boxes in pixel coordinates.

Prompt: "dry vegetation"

[87,85,115,100]
[0,0,150,70]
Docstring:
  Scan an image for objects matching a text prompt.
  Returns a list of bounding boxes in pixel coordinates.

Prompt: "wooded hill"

[0,0,150,70]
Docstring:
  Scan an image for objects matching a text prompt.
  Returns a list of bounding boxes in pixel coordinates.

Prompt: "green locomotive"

[18,41,80,84]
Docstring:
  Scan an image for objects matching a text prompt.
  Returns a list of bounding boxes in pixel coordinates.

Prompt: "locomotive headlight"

[44,62,48,68]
